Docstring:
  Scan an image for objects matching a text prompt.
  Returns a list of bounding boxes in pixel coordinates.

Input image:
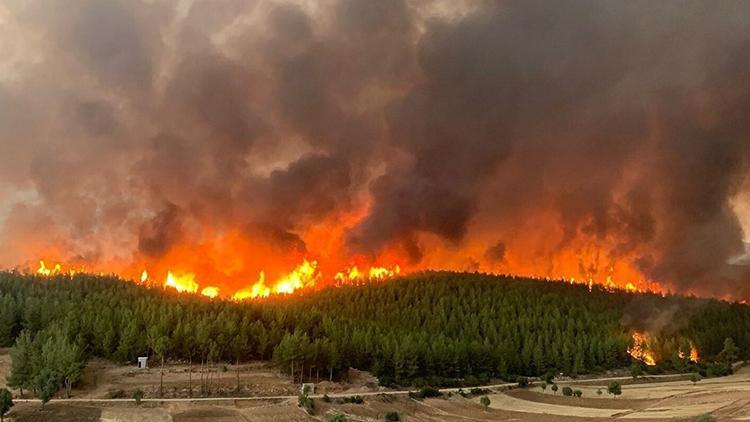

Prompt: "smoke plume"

[1,0,749,296]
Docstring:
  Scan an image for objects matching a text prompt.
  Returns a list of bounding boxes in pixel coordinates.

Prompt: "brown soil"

[8,403,101,422]
[507,388,656,410]
[0,348,10,390]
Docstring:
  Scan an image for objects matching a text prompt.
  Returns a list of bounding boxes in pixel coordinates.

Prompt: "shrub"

[596,388,603,396]
[298,394,315,414]
[479,395,490,410]
[516,376,529,388]
[107,389,126,399]
[544,372,555,384]
[630,363,642,379]
[690,373,702,384]
[551,384,558,394]
[328,414,347,422]
[573,389,583,398]
[132,389,144,405]
[607,381,622,397]
[385,411,400,421]
[420,387,441,398]
[0,388,13,422]
[562,386,573,397]
[470,387,488,395]
[691,415,716,422]
[342,395,364,404]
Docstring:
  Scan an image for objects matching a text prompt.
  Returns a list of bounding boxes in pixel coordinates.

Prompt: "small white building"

[301,383,315,395]
[137,356,148,369]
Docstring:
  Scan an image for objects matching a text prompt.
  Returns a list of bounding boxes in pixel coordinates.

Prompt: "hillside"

[1,271,749,400]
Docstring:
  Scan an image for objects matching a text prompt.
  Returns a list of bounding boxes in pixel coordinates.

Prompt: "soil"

[0,348,10,390]
[3,355,750,420]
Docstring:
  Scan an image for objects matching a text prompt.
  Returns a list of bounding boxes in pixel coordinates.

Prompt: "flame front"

[628,332,656,366]
[37,260,62,276]
[232,259,322,300]
[201,286,220,298]
[164,271,199,294]
[334,265,401,284]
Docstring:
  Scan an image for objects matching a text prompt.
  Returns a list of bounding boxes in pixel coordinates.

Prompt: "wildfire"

[164,271,199,294]
[200,286,220,298]
[232,259,322,300]
[678,342,700,362]
[628,331,656,366]
[36,260,86,276]
[37,260,62,276]
[334,265,401,283]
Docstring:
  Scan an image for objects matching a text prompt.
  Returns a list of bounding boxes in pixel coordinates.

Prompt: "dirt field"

[0,348,10,390]
[4,357,750,420]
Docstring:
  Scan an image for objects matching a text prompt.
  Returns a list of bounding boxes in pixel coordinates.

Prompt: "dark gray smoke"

[0,0,748,295]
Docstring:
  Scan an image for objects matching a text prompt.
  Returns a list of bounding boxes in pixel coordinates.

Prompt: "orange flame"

[232,259,321,300]
[37,260,62,276]
[628,331,656,366]
[200,286,220,298]
[334,265,401,284]
[678,342,700,362]
[690,343,699,362]
[164,271,199,294]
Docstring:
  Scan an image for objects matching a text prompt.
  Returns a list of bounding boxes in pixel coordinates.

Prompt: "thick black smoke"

[0,0,748,295]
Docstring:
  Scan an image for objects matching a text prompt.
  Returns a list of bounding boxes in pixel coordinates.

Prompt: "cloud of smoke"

[0,0,748,295]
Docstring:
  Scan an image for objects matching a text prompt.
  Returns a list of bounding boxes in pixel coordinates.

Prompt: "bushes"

[385,411,400,421]
[479,395,490,409]
[607,381,622,397]
[562,386,573,397]
[0,388,13,422]
[690,373,702,384]
[328,414,347,422]
[298,394,315,414]
[409,386,441,399]
[516,376,529,388]
[132,389,144,405]
[342,395,364,404]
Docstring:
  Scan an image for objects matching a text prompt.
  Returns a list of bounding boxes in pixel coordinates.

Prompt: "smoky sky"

[0,0,749,295]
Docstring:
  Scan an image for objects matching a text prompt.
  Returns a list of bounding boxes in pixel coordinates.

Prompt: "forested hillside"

[1,271,749,398]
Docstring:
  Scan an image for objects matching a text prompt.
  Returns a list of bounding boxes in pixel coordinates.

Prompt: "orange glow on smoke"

[24,209,666,299]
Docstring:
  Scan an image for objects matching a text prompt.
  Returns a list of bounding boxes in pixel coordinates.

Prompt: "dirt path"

[9,372,693,405]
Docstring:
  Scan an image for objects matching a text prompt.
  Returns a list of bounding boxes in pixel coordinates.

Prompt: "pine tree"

[7,331,34,397]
